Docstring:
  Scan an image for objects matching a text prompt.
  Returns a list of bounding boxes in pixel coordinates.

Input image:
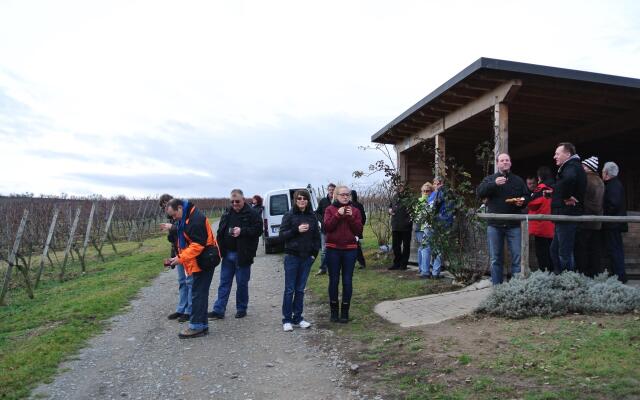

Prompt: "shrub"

[476,271,640,319]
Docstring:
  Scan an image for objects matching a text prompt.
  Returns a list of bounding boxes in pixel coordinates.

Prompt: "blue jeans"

[176,264,193,315]
[416,229,443,277]
[282,255,314,324]
[326,248,357,304]
[487,225,521,285]
[319,233,327,271]
[189,265,214,330]
[213,251,252,315]
[550,222,577,274]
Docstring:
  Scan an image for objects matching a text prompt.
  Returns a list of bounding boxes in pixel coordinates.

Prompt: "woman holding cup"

[278,190,321,332]
[323,185,363,323]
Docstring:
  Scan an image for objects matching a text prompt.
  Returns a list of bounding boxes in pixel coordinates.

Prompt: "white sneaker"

[296,320,311,329]
[283,323,293,332]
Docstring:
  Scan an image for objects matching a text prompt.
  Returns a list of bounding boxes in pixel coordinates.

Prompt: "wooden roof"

[372,58,640,159]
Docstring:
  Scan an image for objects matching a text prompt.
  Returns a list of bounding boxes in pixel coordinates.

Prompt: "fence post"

[96,204,116,260]
[80,202,96,272]
[0,209,29,305]
[520,219,530,277]
[35,207,60,288]
[60,207,81,281]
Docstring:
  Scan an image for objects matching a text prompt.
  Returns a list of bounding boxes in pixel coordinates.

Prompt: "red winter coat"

[324,201,363,250]
[527,183,554,239]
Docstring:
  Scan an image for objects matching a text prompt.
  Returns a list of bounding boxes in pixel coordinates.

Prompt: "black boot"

[339,302,350,323]
[330,301,339,322]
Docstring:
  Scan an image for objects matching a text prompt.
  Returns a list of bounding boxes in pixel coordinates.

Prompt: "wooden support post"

[396,146,409,185]
[60,207,81,281]
[96,204,116,260]
[0,209,29,305]
[520,219,530,277]
[137,201,150,241]
[493,102,509,173]
[35,207,60,288]
[80,202,96,272]
[435,134,446,178]
[127,202,143,242]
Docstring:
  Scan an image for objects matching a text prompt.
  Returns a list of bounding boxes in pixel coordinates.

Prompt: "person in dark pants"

[324,185,363,323]
[526,167,555,271]
[550,142,587,274]
[574,156,604,277]
[602,161,628,283]
[388,184,412,270]
[159,194,193,323]
[315,183,336,275]
[278,189,321,332]
[209,189,263,320]
[477,153,529,285]
[350,190,367,269]
[165,198,220,339]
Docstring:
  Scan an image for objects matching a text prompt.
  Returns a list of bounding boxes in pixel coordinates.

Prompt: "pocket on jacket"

[197,245,221,270]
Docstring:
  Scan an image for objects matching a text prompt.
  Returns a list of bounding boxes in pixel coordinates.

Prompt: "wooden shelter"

[372,58,640,275]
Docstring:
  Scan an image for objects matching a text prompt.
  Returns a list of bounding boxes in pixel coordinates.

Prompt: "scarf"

[176,199,189,250]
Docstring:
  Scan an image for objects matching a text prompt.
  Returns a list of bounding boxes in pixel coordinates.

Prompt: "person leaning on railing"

[477,153,529,285]
[526,167,555,272]
[601,161,628,283]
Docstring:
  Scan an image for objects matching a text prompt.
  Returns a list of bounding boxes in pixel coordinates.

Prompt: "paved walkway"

[31,244,360,400]
[374,280,492,328]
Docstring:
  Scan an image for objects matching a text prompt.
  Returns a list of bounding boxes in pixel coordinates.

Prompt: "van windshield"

[270,194,289,216]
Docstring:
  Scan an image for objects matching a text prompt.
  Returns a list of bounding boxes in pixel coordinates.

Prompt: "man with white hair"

[602,161,628,283]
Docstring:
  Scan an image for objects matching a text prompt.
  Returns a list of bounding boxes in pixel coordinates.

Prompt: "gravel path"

[31,244,364,400]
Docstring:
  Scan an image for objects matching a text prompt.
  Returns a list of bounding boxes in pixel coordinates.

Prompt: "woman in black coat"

[278,190,321,332]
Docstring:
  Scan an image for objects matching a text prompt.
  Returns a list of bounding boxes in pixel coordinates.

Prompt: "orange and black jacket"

[177,202,219,276]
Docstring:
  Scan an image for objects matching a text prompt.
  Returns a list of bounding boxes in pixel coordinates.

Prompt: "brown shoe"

[178,328,208,339]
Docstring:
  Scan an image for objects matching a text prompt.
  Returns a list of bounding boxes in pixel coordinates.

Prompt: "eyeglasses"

[231,200,242,204]
[296,197,308,201]
[337,193,350,197]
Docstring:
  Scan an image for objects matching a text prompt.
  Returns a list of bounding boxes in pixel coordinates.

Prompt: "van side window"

[270,194,289,216]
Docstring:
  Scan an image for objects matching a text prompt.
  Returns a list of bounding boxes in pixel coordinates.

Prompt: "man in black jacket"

[314,183,336,275]
[388,184,413,270]
[477,153,529,284]
[209,189,263,319]
[550,142,587,274]
[602,161,628,283]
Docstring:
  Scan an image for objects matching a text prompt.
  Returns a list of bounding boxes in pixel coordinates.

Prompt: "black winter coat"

[389,194,412,231]
[315,195,332,233]
[603,177,628,232]
[551,156,587,216]
[477,171,529,227]
[279,207,321,258]
[216,204,263,266]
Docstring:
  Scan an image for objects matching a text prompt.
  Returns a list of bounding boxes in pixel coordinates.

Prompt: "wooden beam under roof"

[511,109,640,159]
[398,79,522,153]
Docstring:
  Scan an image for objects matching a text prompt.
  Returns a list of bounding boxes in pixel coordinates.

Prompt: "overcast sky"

[1,1,639,198]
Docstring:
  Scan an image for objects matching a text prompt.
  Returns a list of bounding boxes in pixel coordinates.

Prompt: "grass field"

[305,223,640,399]
[0,235,167,400]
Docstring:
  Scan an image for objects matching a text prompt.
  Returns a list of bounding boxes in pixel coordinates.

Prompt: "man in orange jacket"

[166,198,220,339]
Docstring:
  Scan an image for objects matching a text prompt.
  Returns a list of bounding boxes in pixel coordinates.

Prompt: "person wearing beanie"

[574,156,605,277]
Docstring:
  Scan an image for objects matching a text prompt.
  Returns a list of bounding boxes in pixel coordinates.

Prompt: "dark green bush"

[476,271,640,318]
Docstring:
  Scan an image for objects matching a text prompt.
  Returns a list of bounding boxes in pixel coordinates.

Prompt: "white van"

[262,185,319,254]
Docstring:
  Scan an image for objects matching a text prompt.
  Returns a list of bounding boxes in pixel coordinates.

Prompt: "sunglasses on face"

[337,193,350,197]
[296,197,308,201]
[231,200,242,204]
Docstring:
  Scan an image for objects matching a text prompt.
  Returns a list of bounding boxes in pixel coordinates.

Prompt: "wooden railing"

[476,213,640,276]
